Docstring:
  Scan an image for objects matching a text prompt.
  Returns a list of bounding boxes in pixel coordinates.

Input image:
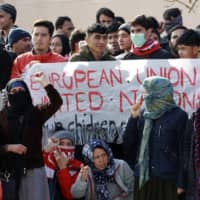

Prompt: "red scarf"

[131,40,161,57]
[47,145,75,168]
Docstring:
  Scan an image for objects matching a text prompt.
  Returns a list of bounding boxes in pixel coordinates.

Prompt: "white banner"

[24,59,200,145]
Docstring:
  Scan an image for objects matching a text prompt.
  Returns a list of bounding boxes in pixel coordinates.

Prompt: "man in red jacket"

[10,19,65,79]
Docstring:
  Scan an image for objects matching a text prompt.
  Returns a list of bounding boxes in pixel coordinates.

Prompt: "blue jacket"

[123,107,191,189]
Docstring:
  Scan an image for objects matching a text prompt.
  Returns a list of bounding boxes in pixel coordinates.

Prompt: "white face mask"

[130,33,146,47]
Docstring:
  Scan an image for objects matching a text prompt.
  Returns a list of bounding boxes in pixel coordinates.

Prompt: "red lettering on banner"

[174,91,181,106]
[62,92,104,112]
[147,67,157,77]
[174,90,199,110]
[110,69,123,86]
[87,70,99,88]
[62,72,73,89]
[196,92,200,108]
[119,90,138,112]
[29,75,40,90]
[50,72,64,88]
[167,67,180,86]
[167,67,196,87]
[182,92,194,109]
[74,70,86,88]
[88,91,103,111]
[29,67,128,91]
[136,66,197,87]
[180,67,197,86]
[75,92,86,112]
[99,69,111,86]
[160,67,167,77]
[62,93,73,111]
[136,68,142,84]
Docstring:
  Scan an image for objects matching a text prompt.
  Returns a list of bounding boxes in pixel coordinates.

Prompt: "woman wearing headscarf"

[0,72,63,200]
[71,139,134,200]
[123,76,191,200]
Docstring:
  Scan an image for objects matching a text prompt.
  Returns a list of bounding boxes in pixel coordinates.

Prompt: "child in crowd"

[43,130,83,200]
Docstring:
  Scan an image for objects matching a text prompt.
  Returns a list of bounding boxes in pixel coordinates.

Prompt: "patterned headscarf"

[138,76,177,188]
[82,139,115,200]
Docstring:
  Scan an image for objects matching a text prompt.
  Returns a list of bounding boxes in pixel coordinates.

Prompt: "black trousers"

[134,177,186,200]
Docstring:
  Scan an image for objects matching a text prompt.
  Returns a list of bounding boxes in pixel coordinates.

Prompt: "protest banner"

[24,59,200,145]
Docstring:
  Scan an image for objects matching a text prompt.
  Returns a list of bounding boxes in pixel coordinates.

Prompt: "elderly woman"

[123,76,191,200]
[71,139,134,200]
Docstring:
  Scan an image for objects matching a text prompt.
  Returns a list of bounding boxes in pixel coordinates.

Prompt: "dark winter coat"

[69,46,115,61]
[0,84,62,170]
[0,48,12,90]
[123,48,172,59]
[123,107,191,189]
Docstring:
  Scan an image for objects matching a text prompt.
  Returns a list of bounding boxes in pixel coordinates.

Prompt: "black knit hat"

[8,28,31,46]
[0,3,17,23]
[118,23,130,34]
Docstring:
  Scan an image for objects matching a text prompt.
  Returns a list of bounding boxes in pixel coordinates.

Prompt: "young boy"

[176,29,200,58]
[43,130,82,200]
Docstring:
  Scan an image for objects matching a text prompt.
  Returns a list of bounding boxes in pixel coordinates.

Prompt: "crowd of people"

[0,2,200,200]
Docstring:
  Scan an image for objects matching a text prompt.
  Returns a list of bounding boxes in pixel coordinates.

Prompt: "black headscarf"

[4,79,34,188]
[6,79,32,115]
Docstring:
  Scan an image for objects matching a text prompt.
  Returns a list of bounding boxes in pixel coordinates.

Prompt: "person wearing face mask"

[43,130,83,200]
[163,8,183,37]
[159,8,183,52]
[123,76,191,200]
[124,15,172,60]
[0,72,63,200]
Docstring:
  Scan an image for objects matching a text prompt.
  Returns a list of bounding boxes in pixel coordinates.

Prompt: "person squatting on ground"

[43,130,83,200]
[0,71,63,200]
[71,139,134,200]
